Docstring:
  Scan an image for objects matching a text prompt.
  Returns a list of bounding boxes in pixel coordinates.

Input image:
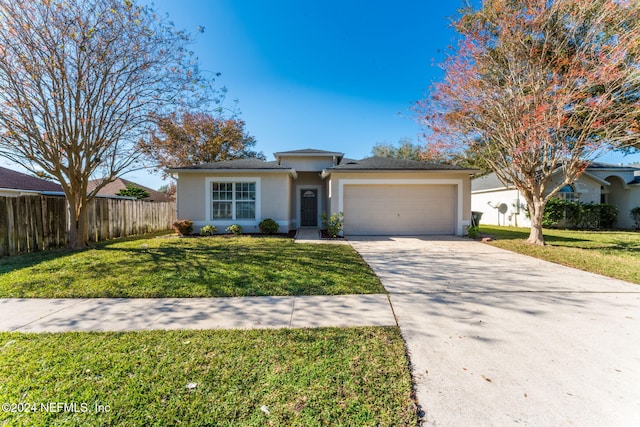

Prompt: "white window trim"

[337,179,466,236]
[205,177,261,224]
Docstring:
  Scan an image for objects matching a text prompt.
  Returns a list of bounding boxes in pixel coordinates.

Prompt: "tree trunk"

[67,193,90,249]
[527,198,546,246]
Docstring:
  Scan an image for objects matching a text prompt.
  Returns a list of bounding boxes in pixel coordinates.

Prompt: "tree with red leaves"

[417,0,640,245]
[138,112,264,176]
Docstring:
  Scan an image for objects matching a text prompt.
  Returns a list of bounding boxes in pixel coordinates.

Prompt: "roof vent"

[346,161,358,165]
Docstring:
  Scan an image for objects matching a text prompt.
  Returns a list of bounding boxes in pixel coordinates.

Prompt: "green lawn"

[0,327,418,426]
[0,236,384,298]
[480,226,640,284]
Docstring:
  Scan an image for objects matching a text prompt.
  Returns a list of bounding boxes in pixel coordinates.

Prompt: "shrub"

[200,225,217,236]
[542,199,617,229]
[321,211,344,238]
[467,225,479,239]
[172,219,193,236]
[259,218,279,235]
[226,224,243,235]
[598,204,618,229]
[631,207,640,229]
[542,198,570,227]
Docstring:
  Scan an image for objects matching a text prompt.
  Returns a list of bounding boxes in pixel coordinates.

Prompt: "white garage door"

[343,184,456,235]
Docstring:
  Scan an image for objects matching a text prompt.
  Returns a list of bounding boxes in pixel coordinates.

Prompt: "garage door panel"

[343,185,455,235]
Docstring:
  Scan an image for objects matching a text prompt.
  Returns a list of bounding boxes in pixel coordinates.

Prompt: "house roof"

[325,156,476,172]
[87,177,169,202]
[273,148,344,157]
[585,162,639,171]
[472,162,640,192]
[169,158,292,170]
[0,166,63,192]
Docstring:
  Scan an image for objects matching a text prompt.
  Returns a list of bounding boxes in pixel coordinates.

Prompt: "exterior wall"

[471,188,529,227]
[327,171,473,235]
[278,156,336,172]
[605,176,640,229]
[176,172,292,233]
[548,174,600,204]
[471,173,640,229]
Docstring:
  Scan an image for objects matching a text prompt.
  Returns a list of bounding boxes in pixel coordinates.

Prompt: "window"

[211,182,256,220]
[558,184,579,202]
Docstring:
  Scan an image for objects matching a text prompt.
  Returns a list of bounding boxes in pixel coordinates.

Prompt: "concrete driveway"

[349,236,640,426]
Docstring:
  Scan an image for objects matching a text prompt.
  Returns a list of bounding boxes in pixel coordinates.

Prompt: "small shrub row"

[540,199,618,229]
[173,219,284,236]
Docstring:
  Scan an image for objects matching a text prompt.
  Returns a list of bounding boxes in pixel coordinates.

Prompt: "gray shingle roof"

[274,148,344,155]
[169,158,291,170]
[328,156,472,171]
[0,166,63,192]
[472,173,509,192]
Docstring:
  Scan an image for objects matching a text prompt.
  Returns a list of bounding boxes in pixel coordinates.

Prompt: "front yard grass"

[481,226,640,284]
[0,327,417,426]
[0,236,385,298]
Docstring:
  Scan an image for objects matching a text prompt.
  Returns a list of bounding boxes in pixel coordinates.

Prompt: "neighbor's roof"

[325,156,476,172]
[0,166,63,192]
[586,162,639,171]
[87,177,169,202]
[472,162,640,192]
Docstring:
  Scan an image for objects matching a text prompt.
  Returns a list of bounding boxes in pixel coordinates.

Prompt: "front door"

[301,189,318,226]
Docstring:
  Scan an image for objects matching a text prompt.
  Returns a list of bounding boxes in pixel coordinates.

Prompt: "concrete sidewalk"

[0,294,396,333]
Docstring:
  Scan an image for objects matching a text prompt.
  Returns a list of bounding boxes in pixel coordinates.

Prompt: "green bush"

[541,199,617,229]
[259,218,279,235]
[172,219,193,236]
[226,224,243,235]
[200,225,217,236]
[467,225,479,239]
[542,198,570,227]
[598,204,618,229]
[631,207,640,229]
[321,211,344,238]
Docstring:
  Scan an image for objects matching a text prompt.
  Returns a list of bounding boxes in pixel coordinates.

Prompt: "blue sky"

[125,0,472,188]
[3,0,638,189]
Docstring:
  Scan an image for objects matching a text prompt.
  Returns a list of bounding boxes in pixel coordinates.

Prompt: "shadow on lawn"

[71,239,380,297]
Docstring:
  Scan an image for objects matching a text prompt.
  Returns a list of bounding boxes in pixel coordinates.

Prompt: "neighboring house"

[472,163,640,229]
[0,166,63,197]
[87,177,170,202]
[169,148,476,236]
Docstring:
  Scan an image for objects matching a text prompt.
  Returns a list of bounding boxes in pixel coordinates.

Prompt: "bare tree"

[0,0,214,248]
[417,0,640,245]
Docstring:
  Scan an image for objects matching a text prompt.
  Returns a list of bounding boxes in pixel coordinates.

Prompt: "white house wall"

[471,188,530,227]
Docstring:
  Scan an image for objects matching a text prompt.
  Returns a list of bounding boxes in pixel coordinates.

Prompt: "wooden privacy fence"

[0,195,176,257]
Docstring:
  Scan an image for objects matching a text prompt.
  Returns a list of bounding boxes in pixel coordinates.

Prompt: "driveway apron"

[349,236,640,426]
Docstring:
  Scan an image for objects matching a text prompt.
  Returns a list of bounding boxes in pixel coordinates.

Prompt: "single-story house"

[169,148,477,236]
[0,166,63,197]
[471,162,640,229]
[87,177,171,202]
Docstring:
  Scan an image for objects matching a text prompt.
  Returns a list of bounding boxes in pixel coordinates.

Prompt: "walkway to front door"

[300,189,318,226]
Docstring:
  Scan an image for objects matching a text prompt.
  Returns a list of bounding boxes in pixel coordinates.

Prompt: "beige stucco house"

[169,149,477,236]
[472,163,640,229]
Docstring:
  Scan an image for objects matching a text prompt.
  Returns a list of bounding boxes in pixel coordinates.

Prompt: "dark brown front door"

[301,189,318,226]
